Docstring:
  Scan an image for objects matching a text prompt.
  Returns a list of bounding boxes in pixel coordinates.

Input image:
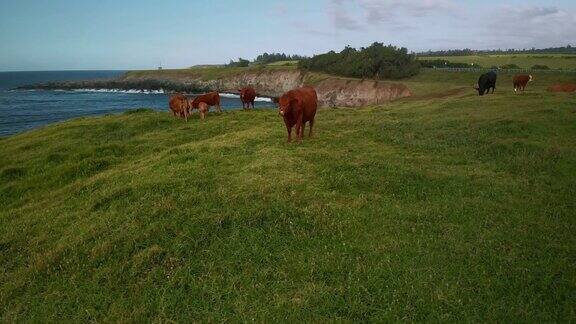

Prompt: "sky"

[0,0,575,71]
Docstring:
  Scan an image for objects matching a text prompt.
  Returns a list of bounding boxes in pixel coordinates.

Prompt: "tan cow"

[168,94,190,121]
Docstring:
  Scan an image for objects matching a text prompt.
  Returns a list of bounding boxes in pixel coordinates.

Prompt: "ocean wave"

[73,88,166,94]
[219,92,272,102]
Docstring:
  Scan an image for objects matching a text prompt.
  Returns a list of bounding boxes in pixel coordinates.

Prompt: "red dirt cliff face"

[314,78,412,107]
[547,83,576,93]
[123,70,412,107]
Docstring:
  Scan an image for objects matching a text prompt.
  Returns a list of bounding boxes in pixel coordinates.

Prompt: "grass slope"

[1,79,576,321]
[418,54,576,70]
[125,65,297,81]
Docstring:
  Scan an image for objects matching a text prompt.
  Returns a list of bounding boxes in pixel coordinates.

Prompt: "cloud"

[328,0,364,30]
[327,0,461,30]
[322,1,575,51]
[477,5,576,49]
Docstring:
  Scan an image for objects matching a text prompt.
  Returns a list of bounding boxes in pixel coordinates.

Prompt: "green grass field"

[126,64,298,81]
[1,71,576,321]
[418,54,576,70]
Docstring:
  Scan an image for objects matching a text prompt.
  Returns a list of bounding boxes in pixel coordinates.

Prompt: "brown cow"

[197,102,209,121]
[168,94,190,121]
[238,87,257,110]
[274,86,317,143]
[190,91,222,114]
[547,83,576,93]
[513,74,533,92]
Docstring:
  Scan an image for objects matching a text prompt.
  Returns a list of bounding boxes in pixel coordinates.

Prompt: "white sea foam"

[219,92,272,102]
[72,88,166,94]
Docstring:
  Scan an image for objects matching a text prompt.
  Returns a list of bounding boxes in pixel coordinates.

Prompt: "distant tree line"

[253,53,307,64]
[418,45,576,56]
[298,42,421,80]
[226,52,307,67]
[226,58,250,67]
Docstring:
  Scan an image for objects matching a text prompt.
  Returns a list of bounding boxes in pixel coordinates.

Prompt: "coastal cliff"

[18,68,413,107]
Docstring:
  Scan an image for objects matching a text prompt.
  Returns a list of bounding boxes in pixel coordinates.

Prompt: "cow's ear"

[272,97,279,104]
[237,89,242,92]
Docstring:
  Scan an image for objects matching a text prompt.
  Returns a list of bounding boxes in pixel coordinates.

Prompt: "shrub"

[226,58,250,67]
[299,43,420,80]
[253,53,307,64]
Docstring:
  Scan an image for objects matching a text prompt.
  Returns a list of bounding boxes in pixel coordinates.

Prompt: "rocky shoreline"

[16,69,413,107]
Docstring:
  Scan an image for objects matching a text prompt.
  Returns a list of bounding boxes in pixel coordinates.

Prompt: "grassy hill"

[1,71,575,321]
[417,54,576,70]
[125,65,298,82]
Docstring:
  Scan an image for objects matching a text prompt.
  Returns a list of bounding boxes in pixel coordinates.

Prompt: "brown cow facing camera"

[274,86,318,143]
[513,74,533,93]
[238,87,257,110]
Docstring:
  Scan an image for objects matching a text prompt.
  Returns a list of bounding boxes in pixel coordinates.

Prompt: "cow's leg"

[309,118,314,138]
[300,122,306,139]
[217,103,222,113]
[251,101,255,109]
[295,116,303,142]
[286,126,292,143]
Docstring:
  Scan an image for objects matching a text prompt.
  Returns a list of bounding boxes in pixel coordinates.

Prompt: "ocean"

[0,70,273,136]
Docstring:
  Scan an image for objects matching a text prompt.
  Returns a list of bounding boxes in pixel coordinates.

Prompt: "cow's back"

[480,71,497,84]
[292,86,317,121]
[513,74,530,86]
[192,91,220,108]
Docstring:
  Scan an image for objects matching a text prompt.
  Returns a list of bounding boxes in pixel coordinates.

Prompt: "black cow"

[474,71,497,96]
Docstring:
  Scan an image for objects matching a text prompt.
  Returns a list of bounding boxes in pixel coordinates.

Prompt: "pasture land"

[266,60,300,66]
[403,69,576,98]
[418,54,576,70]
[1,70,575,321]
[126,64,298,81]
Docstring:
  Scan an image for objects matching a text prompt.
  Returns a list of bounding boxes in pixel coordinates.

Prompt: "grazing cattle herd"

[168,71,572,142]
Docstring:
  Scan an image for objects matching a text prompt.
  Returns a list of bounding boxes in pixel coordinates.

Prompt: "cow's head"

[276,94,299,117]
[529,75,533,82]
[238,88,245,99]
[474,84,486,96]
